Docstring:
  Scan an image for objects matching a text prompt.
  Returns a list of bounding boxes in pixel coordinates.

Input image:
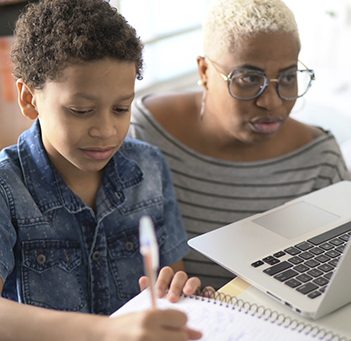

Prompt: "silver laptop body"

[188,181,351,319]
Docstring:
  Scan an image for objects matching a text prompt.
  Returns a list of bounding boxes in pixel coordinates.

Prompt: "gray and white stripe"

[130,96,350,289]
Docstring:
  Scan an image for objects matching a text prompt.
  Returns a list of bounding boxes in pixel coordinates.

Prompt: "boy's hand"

[107,309,202,341]
[139,266,201,303]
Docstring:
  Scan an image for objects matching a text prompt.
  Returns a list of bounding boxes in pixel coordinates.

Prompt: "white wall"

[285,0,351,170]
[114,0,351,169]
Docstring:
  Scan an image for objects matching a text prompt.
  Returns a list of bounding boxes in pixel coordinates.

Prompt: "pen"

[139,215,159,309]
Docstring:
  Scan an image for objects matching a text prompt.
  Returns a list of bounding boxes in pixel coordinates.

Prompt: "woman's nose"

[255,80,283,109]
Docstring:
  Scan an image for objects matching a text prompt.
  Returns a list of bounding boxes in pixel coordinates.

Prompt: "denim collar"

[17,121,143,215]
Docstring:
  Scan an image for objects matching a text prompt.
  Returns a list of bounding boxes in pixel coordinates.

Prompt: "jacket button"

[92,251,100,261]
[36,254,46,265]
[125,241,134,251]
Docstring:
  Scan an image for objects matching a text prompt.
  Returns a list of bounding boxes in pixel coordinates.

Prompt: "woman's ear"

[16,79,38,120]
[196,56,208,89]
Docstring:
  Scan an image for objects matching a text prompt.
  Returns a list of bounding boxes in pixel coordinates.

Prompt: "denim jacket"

[0,121,188,315]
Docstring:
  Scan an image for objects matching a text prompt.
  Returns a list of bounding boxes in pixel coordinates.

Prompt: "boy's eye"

[113,106,130,114]
[68,106,130,115]
[69,108,93,115]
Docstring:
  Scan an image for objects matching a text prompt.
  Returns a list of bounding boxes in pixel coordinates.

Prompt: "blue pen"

[139,215,159,309]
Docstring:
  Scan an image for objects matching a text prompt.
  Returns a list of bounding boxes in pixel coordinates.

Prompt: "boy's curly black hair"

[11,0,143,89]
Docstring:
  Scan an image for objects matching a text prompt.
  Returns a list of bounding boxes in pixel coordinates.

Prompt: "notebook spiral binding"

[186,289,350,341]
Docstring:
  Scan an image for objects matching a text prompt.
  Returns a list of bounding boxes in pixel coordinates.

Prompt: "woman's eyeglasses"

[206,57,315,101]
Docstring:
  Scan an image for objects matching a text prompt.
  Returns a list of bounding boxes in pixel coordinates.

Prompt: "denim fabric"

[0,121,188,315]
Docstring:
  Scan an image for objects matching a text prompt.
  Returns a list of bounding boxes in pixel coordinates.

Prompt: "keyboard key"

[251,260,264,267]
[296,274,313,283]
[285,278,301,288]
[313,277,329,286]
[336,245,346,253]
[320,243,334,251]
[299,252,314,260]
[263,261,293,276]
[339,234,350,242]
[297,282,318,294]
[329,238,344,246]
[309,247,324,255]
[288,256,303,265]
[308,291,322,299]
[274,269,298,282]
[307,268,323,277]
[295,241,313,251]
[262,256,280,265]
[308,222,351,245]
[273,251,286,258]
[318,264,333,273]
[325,250,341,258]
[320,286,327,293]
[315,255,330,263]
[304,259,320,268]
[328,258,339,267]
[324,272,333,280]
[284,247,301,255]
[294,264,309,273]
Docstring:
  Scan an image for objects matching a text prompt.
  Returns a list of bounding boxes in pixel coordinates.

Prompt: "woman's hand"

[139,266,201,303]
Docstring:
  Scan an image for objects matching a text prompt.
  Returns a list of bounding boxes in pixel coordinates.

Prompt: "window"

[111,0,211,92]
[112,0,351,101]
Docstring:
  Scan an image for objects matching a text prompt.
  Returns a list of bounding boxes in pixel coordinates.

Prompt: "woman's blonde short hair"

[203,0,299,59]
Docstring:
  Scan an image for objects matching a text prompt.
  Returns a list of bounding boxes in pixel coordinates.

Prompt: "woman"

[130,0,350,289]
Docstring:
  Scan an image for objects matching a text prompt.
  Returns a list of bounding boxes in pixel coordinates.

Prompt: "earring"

[197,79,207,120]
[199,89,207,120]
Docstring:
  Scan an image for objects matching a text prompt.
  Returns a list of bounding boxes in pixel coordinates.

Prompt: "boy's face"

[19,58,136,179]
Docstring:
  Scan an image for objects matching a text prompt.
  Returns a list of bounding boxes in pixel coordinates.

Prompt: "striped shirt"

[130,96,351,289]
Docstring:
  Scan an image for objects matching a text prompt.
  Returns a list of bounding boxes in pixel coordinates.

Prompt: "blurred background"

[1,0,350,169]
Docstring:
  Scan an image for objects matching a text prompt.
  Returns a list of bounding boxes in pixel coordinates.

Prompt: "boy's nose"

[89,113,117,139]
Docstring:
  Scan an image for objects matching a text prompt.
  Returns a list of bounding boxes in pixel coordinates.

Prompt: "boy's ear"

[16,79,39,120]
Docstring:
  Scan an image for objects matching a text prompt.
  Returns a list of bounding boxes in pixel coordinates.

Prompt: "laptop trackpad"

[253,201,340,239]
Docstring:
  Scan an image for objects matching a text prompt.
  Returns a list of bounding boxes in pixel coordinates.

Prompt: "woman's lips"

[81,147,116,160]
[249,117,284,134]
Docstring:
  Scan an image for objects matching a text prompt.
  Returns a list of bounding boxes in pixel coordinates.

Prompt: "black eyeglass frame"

[205,57,316,101]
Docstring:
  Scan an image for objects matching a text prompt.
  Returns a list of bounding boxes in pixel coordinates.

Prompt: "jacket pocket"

[21,240,86,311]
[107,216,166,301]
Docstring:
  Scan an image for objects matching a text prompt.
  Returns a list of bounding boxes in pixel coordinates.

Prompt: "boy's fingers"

[144,308,187,328]
[158,311,202,340]
[156,266,174,297]
[182,276,201,296]
[149,310,202,340]
[139,276,149,291]
[186,327,203,340]
[167,271,188,302]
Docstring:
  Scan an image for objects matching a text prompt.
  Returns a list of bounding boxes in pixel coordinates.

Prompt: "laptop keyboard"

[251,222,351,299]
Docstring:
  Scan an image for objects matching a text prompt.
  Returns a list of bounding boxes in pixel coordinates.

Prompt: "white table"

[219,277,351,339]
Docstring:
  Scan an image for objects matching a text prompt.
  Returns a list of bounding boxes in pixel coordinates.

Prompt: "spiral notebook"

[111,289,348,340]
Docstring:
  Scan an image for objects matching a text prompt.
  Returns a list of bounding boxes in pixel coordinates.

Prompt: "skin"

[19,58,136,208]
[145,32,322,162]
[0,59,202,341]
[0,269,202,341]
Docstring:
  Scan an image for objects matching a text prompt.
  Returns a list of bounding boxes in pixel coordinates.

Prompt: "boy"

[0,0,202,339]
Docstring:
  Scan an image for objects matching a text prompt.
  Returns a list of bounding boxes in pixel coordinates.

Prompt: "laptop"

[188,180,351,320]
